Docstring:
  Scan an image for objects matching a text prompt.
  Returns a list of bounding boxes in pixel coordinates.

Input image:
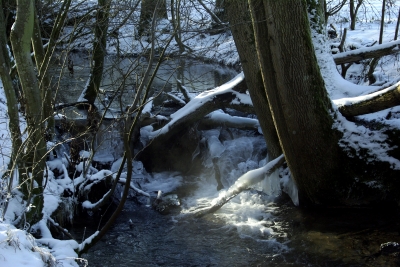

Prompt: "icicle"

[281,173,299,206]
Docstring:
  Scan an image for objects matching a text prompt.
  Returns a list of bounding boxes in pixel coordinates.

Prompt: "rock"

[152,193,181,215]
[380,242,400,255]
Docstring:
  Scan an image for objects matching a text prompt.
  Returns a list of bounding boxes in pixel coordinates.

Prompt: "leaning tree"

[229,0,400,206]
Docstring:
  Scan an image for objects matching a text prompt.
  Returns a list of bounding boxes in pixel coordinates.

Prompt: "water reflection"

[50,52,238,112]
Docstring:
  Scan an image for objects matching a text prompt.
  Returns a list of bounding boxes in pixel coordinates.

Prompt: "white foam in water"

[180,130,288,249]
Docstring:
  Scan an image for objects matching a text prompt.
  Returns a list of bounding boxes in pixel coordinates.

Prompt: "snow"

[148,72,245,139]
[142,173,183,194]
[203,129,225,158]
[0,224,55,267]
[332,39,400,62]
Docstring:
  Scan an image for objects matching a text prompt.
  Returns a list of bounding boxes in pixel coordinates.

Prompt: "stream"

[77,130,400,267]
[50,52,238,113]
[79,198,400,267]
[52,55,400,266]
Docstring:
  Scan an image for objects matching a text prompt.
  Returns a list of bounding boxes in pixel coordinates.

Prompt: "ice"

[203,129,225,158]
[261,169,281,197]
[281,172,299,206]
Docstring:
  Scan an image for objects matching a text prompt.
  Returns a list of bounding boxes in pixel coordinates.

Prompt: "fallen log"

[194,154,285,218]
[335,81,400,117]
[138,73,255,172]
[333,40,400,65]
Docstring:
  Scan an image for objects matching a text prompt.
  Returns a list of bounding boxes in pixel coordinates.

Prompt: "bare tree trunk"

[10,0,47,226]
[248,0,342,205]
[225,0,281,159]
[138,0,167,37]
[170,0,185,53]
[0,0,23,207]
[379,0,386,44]
[350,0,363,30]
[81,0,111,104]
[395,7,400,40]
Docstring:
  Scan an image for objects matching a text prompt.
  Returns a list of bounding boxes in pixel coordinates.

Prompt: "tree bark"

[225,0,281,159]
[350,0,363,30]
[10,0,47,225]
[248,0,342,205]
[170,0,185,53]
[138,0,167,37]
[0,0,22,156]
[379,0,386,44]
[395,7,400,40]
[0,0,23,188]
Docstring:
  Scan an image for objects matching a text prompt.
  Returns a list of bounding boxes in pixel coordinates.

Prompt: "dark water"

[281,204,400,267]
[79,193,400,267]
[80,198,288,267]
[50,53,238,111]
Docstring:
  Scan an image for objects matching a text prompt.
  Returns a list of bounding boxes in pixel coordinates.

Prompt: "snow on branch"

[203,110,259,130]
[147,72,252,141]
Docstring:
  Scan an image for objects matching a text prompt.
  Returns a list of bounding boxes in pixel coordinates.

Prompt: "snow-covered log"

[335,81,400,117]
[333,40,400,65]
[201,111,260,130]
[138,73,256,172]
[148,72,252,141]
[194,154,285,218]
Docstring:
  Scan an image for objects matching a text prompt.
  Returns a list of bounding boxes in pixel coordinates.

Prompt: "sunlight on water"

[178,129,288,249]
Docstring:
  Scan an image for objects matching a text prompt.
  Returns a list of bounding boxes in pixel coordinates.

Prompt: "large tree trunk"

[225,0,281,159]
[247,0,343,205]
[10,0,47,225]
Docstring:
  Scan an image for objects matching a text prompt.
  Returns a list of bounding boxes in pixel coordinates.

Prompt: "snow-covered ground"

[1,0,400,266]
